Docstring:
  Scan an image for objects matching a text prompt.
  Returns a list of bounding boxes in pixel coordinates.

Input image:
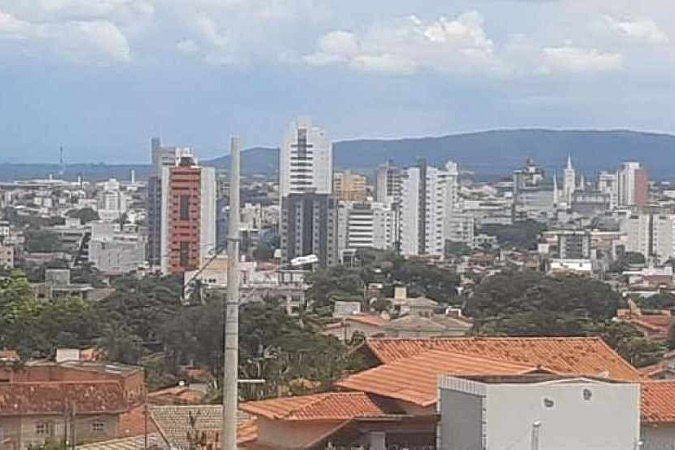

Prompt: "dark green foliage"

[0,271,98,358]
[480,220,546,250]
[468,269,666,367]
[66,207,99,224]
[609,251,646,272]
[24,230,63,253]
[640,292,675,310]
[600,321,667,367]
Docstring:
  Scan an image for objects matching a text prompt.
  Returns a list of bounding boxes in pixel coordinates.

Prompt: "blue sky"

[0,0,674,163]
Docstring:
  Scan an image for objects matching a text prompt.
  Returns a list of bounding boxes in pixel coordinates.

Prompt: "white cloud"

[0,0,154,24]
[0,7,131,64]
[598,15,669,45]
[169,0,330,66]
[540,45,622,74]
[303,11,500,75]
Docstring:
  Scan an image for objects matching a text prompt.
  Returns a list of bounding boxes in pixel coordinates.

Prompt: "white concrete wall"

[200,166,217,263]
[485,381,640,450]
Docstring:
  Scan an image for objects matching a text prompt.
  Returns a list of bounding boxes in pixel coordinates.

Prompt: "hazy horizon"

[3,126,675,165]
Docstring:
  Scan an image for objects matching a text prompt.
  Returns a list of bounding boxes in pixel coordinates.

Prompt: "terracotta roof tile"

[337,350,545,407]
[118,405,157,438]
[365,337,641,381]
[0,381,127,416]
[641,381,675,424]
[237,418,258,445]
[240,392,387,421]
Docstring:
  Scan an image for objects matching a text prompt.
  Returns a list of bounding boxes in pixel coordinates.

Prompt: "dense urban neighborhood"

[1,118,675,449]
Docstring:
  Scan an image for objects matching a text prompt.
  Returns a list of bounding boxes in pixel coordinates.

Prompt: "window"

[179,195,190,220]
[92,422,105,433]
[35,422,49,436]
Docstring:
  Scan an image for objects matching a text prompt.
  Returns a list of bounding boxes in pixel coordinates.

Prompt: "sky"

[0,0,674,163]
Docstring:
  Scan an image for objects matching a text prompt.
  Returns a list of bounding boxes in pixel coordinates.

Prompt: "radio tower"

[58,146,66,177]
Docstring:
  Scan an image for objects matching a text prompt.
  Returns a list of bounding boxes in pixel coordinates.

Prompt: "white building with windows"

[400,160,463,256]
[337,201,395,253]
[280,117,332,198]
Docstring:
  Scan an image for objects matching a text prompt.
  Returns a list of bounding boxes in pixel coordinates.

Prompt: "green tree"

[640,292,675,310]
[25,230,63,253]
[67,207,99,224]
[480,220,546,250]
[467,270,620,336]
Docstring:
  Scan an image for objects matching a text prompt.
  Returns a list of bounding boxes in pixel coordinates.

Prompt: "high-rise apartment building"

[280,193,338,268]
[333,171,367,202]
[147,138,181,268]
[400,160,463,256]
[621,213,675,264]
[279,118,338,267]
[337,202,395,253]
[620,213,652,260]
[375,162,403,207]
[598,171,619,210]
[159,149,216,275]
[280,117,332,197]
[618,162,649,208]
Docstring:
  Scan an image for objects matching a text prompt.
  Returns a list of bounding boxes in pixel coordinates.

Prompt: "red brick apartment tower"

[164,155,202,275]
[634,168,649,208]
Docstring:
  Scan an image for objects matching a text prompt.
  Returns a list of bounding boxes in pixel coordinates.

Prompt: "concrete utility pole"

[223,136,241,450]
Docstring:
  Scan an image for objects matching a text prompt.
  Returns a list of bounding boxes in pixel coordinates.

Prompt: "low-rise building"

[439,374,640,450]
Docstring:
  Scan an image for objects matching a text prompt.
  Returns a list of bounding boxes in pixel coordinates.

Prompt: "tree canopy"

[467,269,665,367]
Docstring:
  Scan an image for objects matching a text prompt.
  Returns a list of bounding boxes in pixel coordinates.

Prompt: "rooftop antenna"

[58,146,66,177]
[223,136,241,450]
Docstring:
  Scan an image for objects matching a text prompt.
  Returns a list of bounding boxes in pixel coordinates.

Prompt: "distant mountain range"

[3,129,675,181]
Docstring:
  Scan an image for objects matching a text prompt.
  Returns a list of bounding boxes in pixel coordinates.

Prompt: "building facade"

[337,201,395,254]
[146,138,180,268]
[279,118,332,198]
[159,150,216,275]
[400,160,463,256]
[280,193,338,268]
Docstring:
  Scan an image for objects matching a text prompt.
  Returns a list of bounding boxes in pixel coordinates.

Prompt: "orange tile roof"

[627,315,672,334]
[237,418,258,445]
[240,392,387,421]
[364,337,641,381]
[337,350,545,407]
[118,405,157,438]
[641,381,675,424]
[0,381,127,416]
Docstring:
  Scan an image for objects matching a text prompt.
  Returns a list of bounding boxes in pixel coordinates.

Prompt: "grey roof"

[150,405,249,450]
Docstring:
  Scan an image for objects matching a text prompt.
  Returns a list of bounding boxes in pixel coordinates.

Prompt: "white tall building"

[620,213,651,259]
[598,171,619,209]
[563,155,576,206]
[337,202,395,253]
[400,160,463,256]
[621,213,675,264]
[96,178,128,222]
[652,214,675,264]
[280,117,332,197]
